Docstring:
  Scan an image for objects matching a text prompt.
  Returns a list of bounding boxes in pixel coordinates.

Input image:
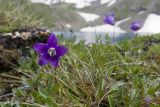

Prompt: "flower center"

[48,48,56,57]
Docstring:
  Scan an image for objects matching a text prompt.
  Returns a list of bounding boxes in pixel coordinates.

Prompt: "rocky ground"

[0,29,51,71]
[0,29,53,101]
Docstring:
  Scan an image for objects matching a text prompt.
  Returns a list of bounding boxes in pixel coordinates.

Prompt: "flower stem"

[113,25,116,44]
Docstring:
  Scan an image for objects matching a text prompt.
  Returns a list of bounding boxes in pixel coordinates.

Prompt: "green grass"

[1,34,160,107]
[0,0,43,32]
[0,0,85,32]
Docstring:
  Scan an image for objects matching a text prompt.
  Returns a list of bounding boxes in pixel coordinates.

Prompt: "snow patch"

[138,14,160,34]
[31,0,55,5]
[31,0,96,8]
[101,0,112,4]
[31,0,117,8]
[80,25,126,35]
[78,12,100,22]
[64,0,96,8]
[138,11,145,15]
[101,0,117,6]
[107,0,117,6]
[66,24,71,28]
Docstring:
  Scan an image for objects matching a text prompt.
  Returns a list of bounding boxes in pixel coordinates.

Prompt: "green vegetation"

[0,0,85,32]
[0,1,160,106]
[0,0,42,32]
[1,34,160,106]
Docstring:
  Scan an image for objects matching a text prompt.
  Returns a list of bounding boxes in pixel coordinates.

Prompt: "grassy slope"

[1,0,160,32]
[1,34,160,106]
[0,0,86,32]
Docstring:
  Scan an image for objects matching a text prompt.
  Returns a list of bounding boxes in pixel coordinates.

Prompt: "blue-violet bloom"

[104,12,115,25]
[130,21,142,31]
[144,97,151,105]
[33,33,68,67]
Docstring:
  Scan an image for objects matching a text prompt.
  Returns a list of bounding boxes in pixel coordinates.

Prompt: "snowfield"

[138,14,160,34]
[64,0,96,8]
[101,0,117,6]
[31,0,97,8]
[31,0,117,7]
[31,0,54,5]
[101,0,112,4]
[80,24,126,34]
[107,0,117,6]
[78,12,100,22]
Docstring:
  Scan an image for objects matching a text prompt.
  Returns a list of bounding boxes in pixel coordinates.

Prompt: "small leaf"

[46,97,58,107]
[111,82,125,90]
[108,95,115,107]
[148,84,160,95]
[38,87,48,98]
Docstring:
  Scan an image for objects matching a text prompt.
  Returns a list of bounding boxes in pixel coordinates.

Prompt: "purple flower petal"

[130,21,141,31]
[33,43,48,55]
[104,12,115,25]
[38,54,50,66]
[56,46,68,57]
[50,55,59,67]
[47,33,57,47]
[33,32,68,68]
[144,97,151,105]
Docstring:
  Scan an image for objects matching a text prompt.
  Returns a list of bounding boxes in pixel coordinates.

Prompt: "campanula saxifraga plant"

[130,21,142,31]
[33,33,68,67]
[104,12,115,26]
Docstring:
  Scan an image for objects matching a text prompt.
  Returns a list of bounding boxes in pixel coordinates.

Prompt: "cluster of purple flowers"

[104,12,142,31]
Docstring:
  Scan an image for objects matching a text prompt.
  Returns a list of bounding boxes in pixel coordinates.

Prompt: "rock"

[0,45,20,71]
[0,29,51,71]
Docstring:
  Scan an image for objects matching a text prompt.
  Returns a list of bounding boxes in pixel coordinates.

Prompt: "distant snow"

[31,0,117,8]
[107,0,117,6]
[31,0,55,5]
[80,17,130,33]
[138,14,160,34]
[80,25,126,34]
[64,0,96,8]
[138,11,145,15]
[78,12,100,22]
[101,0,112,4]
[31,0,96,8]
[66,23,71,28]
[101,0,117,6]
[31,0,97,8]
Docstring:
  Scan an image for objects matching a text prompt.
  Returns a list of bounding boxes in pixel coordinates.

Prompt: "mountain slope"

[31,0,160,32]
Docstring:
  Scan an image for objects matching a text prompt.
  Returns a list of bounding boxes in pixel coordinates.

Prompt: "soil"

[0,71,22,102]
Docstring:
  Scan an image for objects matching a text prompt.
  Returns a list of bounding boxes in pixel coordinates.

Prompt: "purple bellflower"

[33,33,68,67]
[130,21,142,31]
[144,97,151,105]
[104,12,115,25]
